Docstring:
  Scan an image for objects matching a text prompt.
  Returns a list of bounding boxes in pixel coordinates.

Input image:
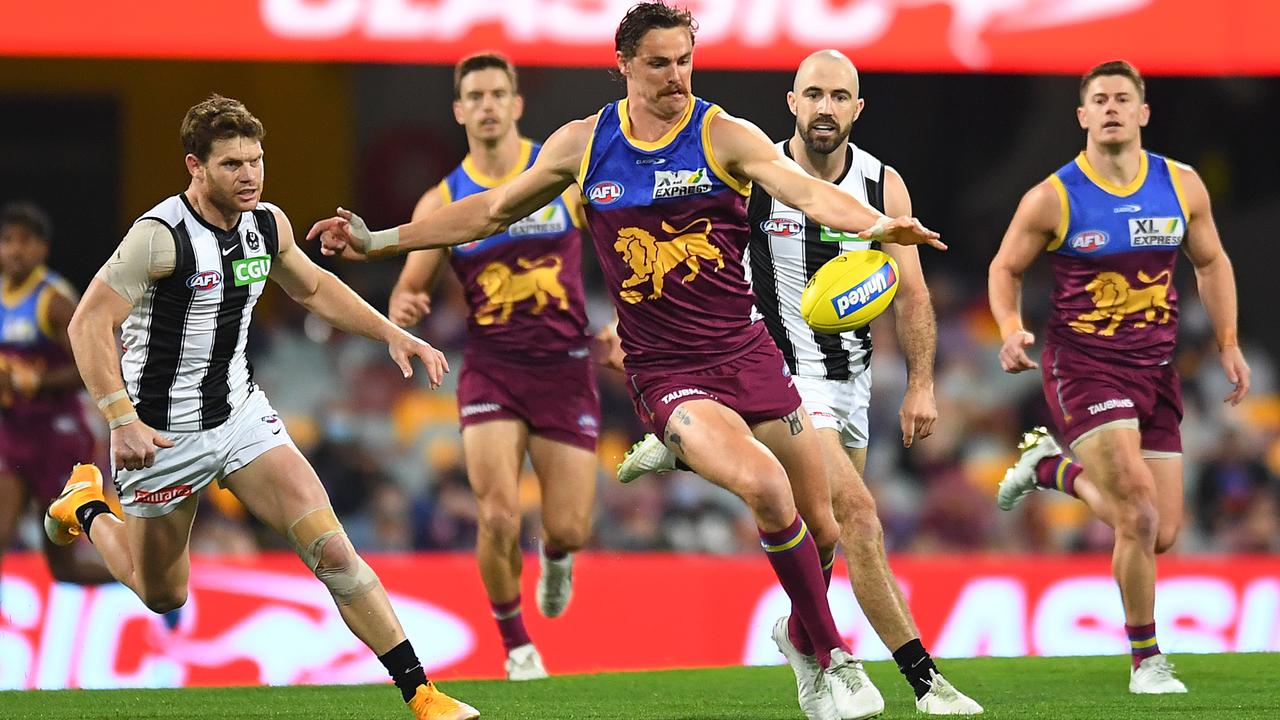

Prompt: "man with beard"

[617,50,982,715]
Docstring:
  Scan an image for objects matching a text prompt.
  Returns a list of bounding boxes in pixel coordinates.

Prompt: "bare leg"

[461,420,529,606]
[752,411,840,555]
[86,494,199,613]
[527,435,596,553]
[1146,456,1184,554]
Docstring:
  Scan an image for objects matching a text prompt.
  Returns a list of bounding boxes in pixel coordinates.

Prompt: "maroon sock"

[787,549,835,656]
[542,544,568,561]
[760,516,847,667]
[1126,622,1160,669]
[491,594,531,652]
[1035,455,1082,497]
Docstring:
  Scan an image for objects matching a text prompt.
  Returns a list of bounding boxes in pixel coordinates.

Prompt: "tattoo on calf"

[784,410,803,436]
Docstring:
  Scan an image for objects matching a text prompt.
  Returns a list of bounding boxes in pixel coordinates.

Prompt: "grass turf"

[3,654,1276,719]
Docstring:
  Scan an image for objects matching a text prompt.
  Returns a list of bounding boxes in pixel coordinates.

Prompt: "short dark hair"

[453,52,519,100]
[0,201,52,243]
[615,1,696,61]
[180,94,265,162]
[1080,60,1146,103]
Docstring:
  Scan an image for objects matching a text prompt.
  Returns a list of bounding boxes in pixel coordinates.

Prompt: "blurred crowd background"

[3,60,1278,560]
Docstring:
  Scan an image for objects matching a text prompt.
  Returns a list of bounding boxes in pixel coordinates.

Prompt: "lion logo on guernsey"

[474,254,570,326]
[1069,269,1173,337]
[614,218,724,303]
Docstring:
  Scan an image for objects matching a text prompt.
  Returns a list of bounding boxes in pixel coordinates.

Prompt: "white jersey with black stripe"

[746,141,885,380]
[119,194,278,432]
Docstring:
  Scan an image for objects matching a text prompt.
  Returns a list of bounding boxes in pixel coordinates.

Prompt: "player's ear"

[184,153,203,180]
[852,98,866,122]
[452,99,465,126]
[616,51,629,79]
[512,93,525,122]
[1076,105,1088,130]
[786,91,798,116]
[1138,103,1150,127]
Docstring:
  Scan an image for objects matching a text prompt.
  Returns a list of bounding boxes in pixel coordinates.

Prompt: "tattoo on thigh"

[673,407,692,426]
[665,430,684,455]
[784,410,803,436]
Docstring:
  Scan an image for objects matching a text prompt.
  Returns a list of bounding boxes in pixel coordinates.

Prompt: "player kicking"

[44,96,477,719]
[311,4,944,719]
[386,53,600,681]
[989,60,1249,694]
[616,51,981,715]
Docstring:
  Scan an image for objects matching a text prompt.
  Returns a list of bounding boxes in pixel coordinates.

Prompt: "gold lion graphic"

[1069,269,1172,336]
[614,218,724,303]
[474,255,569,326]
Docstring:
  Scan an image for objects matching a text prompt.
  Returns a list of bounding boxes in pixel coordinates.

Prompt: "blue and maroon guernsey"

[1045,151,1188,367]
[0,266,81,419]
[442,139,591,358]
[580,97,763,371]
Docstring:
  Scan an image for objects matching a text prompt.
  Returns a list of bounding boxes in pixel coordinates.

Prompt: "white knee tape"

[287,507,380,604]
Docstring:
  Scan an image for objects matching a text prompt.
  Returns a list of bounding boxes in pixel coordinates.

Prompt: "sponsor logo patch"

[245,230,262,253]
[1113,204,1142,213]
[187,270,222,291]
[588,181,624,205]
[1069,230,1108,253]
[135,485,193,505]
[460,402,502,417]
[760,217,802,238]
[1129,217,1184,247]
[660,388,709,405]
[831,263,897,318]
[232,256,271,286]
[508,203,569,237]
[1088,398,1136,415]
[653,168,712,199]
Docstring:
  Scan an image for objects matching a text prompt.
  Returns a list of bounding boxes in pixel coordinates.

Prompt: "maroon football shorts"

[456,350,600,451]
[0,408,95,506]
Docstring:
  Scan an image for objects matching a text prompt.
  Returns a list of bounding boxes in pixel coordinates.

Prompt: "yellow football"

[799,250,899,333]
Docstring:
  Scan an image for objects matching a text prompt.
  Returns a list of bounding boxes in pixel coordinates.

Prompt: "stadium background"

[2,0,1278,689]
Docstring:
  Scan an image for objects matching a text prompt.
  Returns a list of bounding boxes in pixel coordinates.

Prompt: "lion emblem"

[613,218,724,303]
[473,255,570,326]
[1069,269,1172,336]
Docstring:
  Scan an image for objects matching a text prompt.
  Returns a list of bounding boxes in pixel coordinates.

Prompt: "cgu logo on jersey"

[588,181,624,205]
[1069,230,1108,253]
[653,168,712,199]
[832,264,897,318]
[1129,217,1184,247]
[508,203,569,237]
[614,218,724,304]
[232,256,271,287]
[187,271,223,291]
[761,217,802,238]
[474,255,570,326]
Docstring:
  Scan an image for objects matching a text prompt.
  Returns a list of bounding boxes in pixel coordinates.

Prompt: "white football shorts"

[793,371,872,449]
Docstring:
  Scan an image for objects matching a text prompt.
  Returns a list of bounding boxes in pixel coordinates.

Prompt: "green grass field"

[4,654,1277,719]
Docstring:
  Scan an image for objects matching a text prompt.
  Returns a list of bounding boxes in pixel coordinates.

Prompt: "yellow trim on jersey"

[578,116,598,188]
[619,97,694,151]
[761,520,809,553]
[1,265,47,308]
[701,106,751,196]
[1164,156,1191,221]
[1075,150,1148,197]
[1045,175,1071,252]
[462,138,532,188]
[437,179,453,206]
[561,188,586,229]
[35,285,58,339]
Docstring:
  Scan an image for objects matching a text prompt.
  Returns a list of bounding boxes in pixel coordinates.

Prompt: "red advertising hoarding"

[1,1,1278,75]
[2,552,1277,689]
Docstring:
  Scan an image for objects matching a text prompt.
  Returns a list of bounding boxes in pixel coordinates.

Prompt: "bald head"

[789,49,864,156]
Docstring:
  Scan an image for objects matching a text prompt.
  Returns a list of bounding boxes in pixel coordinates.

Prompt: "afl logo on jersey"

[761,217,802,238]
[187,270,223,291]
[587,181,624,205]
[1069,230,1108,253]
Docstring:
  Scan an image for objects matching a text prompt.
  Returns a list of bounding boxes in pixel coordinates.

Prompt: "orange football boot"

[44,464,109,546]
[407,682,480,720]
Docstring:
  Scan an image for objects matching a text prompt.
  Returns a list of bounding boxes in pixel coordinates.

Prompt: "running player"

[44,96,477,719]
[0,201,113,591]
[616,50,982,715]
[989,60,1249,694]
[311,4,943,718]
[387,53,599,681]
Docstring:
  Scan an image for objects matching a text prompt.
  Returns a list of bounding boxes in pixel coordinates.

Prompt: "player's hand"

[1220,344,1251,405]
[590,323,625,372]
[862,216,947,251]
[111,420,174,471]
[387,329,449,388]
[308,207,371,257]
[899,383,937,448]
[999,330,1039,373]
[389,288,432,328]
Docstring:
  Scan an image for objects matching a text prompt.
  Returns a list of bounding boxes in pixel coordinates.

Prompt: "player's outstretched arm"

[388,186,451,328]
[989,180,1060,374]
[709,111,944,250]
[1176,162,1250,404]
[307,118,593,257]
[266,206,449,388]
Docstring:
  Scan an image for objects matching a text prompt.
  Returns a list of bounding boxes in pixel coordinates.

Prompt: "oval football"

[800,249,899,333]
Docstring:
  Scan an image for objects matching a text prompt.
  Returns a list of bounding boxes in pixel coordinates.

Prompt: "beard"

[798,117,852,155]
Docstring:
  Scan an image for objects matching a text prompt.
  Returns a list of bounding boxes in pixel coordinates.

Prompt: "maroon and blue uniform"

[1041,151,1188,452]
[444,139,599,450]
[580,97,800,435]
[0,267,93,504]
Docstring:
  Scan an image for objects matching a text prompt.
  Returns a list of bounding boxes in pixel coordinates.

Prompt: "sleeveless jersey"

[442,139,590,358]
[747,141,884,380]
[1045,151,1188,366]
[580,96,760,372]
[0,266,81,419]
[120,194,279,431]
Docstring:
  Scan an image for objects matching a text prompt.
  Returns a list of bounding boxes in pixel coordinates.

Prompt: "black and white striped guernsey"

[746,141,885,381]
[120,194,279,431]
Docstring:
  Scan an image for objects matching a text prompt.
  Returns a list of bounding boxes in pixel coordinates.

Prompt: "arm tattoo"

[784,410,803,435]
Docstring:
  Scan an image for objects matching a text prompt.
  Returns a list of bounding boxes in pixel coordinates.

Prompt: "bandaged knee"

[287,507,380,605]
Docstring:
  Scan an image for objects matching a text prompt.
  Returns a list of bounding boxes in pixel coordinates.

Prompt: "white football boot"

[616,433,677,484]
[536,541,574,618]
[772,616,839,720]
[505,643,549,681]
[915,669,984,715]
[997,426,1063,510]
[1129,654,1187,694]
[824,648,885,720]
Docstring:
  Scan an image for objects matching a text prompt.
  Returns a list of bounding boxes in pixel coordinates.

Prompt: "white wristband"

[866,216,890,239]
[108,411,138,430]
[368,227,400,254]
